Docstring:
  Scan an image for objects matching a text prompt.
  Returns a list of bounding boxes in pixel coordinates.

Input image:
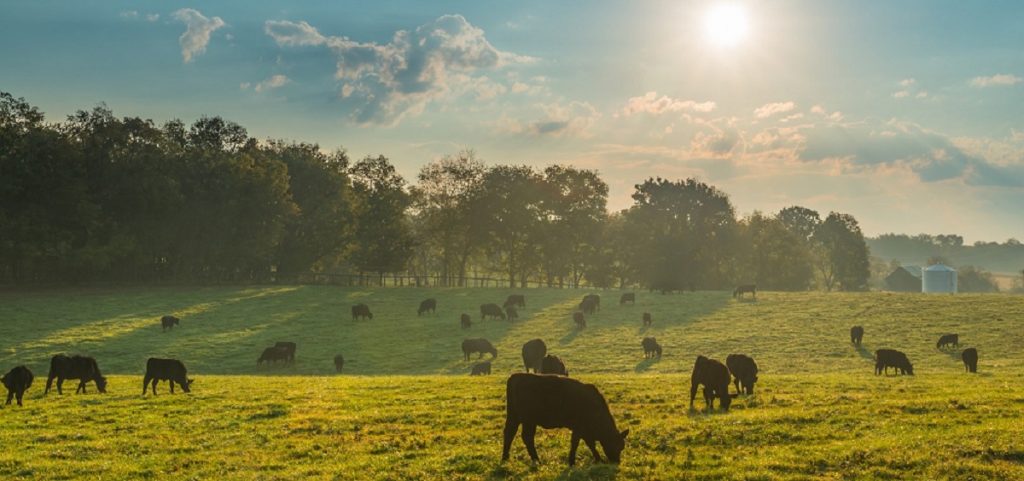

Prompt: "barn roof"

[900,265,922,278]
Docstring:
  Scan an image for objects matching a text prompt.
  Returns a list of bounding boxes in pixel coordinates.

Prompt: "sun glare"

[703,3,750,48]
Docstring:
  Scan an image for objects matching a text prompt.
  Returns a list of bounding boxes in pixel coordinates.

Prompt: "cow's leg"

[15,389,24,406]
[734,377,740,395]
[77,381,87,394]
[704,387,714,411]
[5,390,12,405]
[584,438,602,463]
[45,375,55,395]
[142,376,151,396]
[521,423,540,463]
[568,431,581,466]
[689,381,699,409]
[501,417,519,461]
[56,378,64,395]
[170,380,175,394]
[152,379,159,395]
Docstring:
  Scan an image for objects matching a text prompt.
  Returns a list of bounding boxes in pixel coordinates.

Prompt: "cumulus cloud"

[892,78,929,99]
[495,101,600,138]
[120,10,139,19]
[753,101,795,118]
[173,8,226,63]
[622,92,716,116]
[265,15,533,125]
[970,74,1022,88]
[241,74,291,92]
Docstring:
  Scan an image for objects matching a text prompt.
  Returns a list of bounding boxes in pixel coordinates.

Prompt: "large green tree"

[349,155,415,284]
[813,212,871,291]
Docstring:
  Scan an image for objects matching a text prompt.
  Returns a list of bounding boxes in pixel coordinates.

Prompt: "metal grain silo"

[922,264,957,293]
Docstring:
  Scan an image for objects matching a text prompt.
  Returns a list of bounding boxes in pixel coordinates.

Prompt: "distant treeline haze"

[0,92,871,290]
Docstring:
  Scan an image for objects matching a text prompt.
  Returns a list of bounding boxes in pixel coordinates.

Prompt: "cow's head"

[602,429,629,464]
[182,378,194,393]
[96,376,108,393]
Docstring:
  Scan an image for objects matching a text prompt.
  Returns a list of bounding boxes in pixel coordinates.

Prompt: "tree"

[474,165,545,287]
[538,165,608,287]
[812,212,870,291]
[777,206,821,242]
[957,266,999,293]
[349,155,415,284]
[739,212,814,290]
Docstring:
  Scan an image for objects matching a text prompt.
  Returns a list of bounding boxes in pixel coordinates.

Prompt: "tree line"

[0,92,870,290]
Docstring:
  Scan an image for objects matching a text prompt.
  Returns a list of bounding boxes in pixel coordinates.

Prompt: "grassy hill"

[1,287,1023,480]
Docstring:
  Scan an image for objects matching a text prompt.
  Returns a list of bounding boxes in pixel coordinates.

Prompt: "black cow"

[579,295,599,314]
[641,337,662,358]
[725,354,758,395]
[875,349,914,375]
[2,366,33,406]
[504,294,526,309]
[522,339,547,373]
[481,303,507,321]
[334,354,345,373]
[502,373,629,466]
[642,312,652,327]
[351,303,373,320]
[540,355,569,376]
[961,348,978,373]
[471,361,492,376]
[573,311,586,329]
[584,294,601,311]
[258,346,290,366]
[506,306,519,322]
[689,356,731,412]
[733,284,757,299]
[142,358,193,395]
[45,355,107,395]
[161,315,180,331]
[619,293,635,305]
[460,313,472,329]
[936,334,959,350]
[462,338,498,361]
[274,341,297,364]
[850,326,864,346]
[418,298,437,316]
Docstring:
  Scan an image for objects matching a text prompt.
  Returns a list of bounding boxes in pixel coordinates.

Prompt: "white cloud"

[970,74,1022,88]
[173,8,226,63]
[242,74,290,92]
[899,78,916,87]
[120,10,138,19]
[622,92,716,116]
[494,101,600,138]
[753,101,795,118]
[893,90,910,98]
[146,13,160,22]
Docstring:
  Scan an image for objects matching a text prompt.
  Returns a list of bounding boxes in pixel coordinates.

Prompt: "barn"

[885,265,922,292]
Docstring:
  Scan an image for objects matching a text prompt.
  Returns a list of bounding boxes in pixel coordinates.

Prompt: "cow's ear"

[620,429,630,439]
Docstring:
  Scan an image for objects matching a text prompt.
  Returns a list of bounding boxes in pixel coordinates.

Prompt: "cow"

[274,341,297,364]
[579,297,597,315]
[334,354,345,373]
[733,284,757,299]
[504,294,526,310]
[45,355,107,395]
[2,366,33,406]
[502,373,629,466]
[641,337,662,359]
[850,326,864,346]
[642,312,652,327]
[460,313,472,329]
[875,349,914,375]
[258,346,290,366]
[471,361,492,376]
[689,356,732,412]
[351,303,373,320]
[573,311,587,329]
[462,338,498,361]
[161,315,180,331]
[540,355,569,376]
[583,294,601,311]
[725,354,758,395]
[418,298,437,316]
[481,303,507,321]
[506,306,519,322]
[619,293,635,305]
[522,339,547,373]
[142,358,193,395]
[961,348,978,373]
[936,334,959,350]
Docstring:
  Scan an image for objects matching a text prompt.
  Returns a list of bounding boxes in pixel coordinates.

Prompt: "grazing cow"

[733,284,757,299]
[961,348,978,373]
[504,294,526,310]
[850,326,864,346]
[583,294,601,311]
[641,337,662,359]
[573,311,587,329]
[725,354,758,395]
[45,355,107,395]
[506,306,519,322]
[481,303,507,321]
[418,298,437,316]
[619,293,635,305]
[471,361,492,376]
[540,355,569,376]
[875,349,914,375]
[502,373,629,466]
[522,339,547,373]
[462,338,498,361]
[689,356,732,412]
[142,358,193,395]
[460,313,472,329]
[936,334,959,350]
[2,366,33,406]
[642,312,652,327]
[161,315,180,331]
[334,354,345,373]
[351,303,373,320]
[579,297,597,315]
[258,346,290,366]
[274,341,297,364]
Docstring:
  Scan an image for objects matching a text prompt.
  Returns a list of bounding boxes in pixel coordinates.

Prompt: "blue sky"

[2,1,1023,242]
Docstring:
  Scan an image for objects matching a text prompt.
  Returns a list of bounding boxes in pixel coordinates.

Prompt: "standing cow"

[274,341,297,364]
[504,294,526,309]
[850,326,864,346]
[733,284,757,299]
[45,354,107,395]
[258,346,290,366]
[642,312,652,327]
[522,339,547,373]
[725,354,758,395]
[573,312,586,329]
[351,303,373,320]
[619,293,635,305]
[689,356,732,412]
[460,313,472,329]
[2,366,33,406]
[471,361,492,376]
[961,348,978,373]
[418,298,437,316]
[540,355,569,376]
[334,354,345,373]
[875,349,914,375]
[481,303,507,321]
[462,338,498,361]
[641,337,662,359]
[936,334,959,350]
[142,358,193,395]
[161,315,180,331]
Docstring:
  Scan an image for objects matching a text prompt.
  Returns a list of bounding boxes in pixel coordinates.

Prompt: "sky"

[2,0,1023,242]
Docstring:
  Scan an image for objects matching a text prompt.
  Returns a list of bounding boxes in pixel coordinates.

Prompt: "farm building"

[922,263,958,293]
[885,265,922,292]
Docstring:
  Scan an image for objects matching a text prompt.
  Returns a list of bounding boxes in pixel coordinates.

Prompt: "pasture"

[1,287,1023,480]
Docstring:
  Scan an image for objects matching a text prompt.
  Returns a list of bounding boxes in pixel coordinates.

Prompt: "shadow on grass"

[855,345,874,361]
[554,463,618,481]
[634,356,659,372]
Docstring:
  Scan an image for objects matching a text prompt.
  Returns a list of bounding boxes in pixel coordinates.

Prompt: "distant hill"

[867,234,1024,275]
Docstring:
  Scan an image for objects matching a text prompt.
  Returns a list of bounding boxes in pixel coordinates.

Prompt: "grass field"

[1,286,1023,480]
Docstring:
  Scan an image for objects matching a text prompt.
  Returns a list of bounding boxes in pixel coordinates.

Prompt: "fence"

[291,272,612,289]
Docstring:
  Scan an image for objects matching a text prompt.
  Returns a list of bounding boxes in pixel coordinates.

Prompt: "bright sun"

[703,3,750,48]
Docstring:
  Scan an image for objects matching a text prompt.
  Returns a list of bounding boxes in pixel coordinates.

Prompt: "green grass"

[1,287,1023,480]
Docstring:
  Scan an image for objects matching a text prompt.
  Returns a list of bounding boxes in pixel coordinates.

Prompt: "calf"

[504,294,526,309]
[274,341,297,364]
[418,298,437,316]
[733,284,757,299]
[45,354,107,395]
[725,354,758,395]
[351,303,373,320]
[258,346,290,366]
[460,313,472,329]
[334,354,345,373]
[2,366,33,406]
[540,355,569,376]
[142,358,193,395]
[936,334,959,350]
[502,373,629,466]
[850,326,864,346]
[573,311,587,329]
[462,338,498,361]
[961,348,978,373]
[481,303,507,321]
[641,337,662,359]
[506,306,519,322]
[522,339,547,373]
[642,312,652,327]
[471,361,492,376]
[874,349,914,375]
[161,315,180,331]
[689,356,732,412]
[619,293,635,305]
